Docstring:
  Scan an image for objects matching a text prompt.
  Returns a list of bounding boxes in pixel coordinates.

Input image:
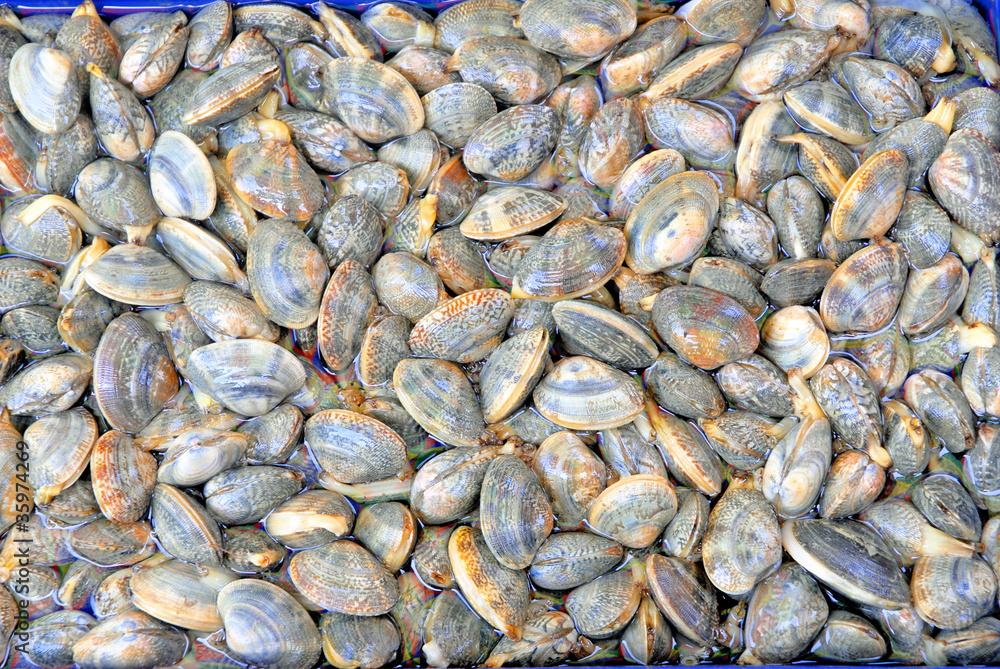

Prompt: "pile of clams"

[0,0,997,667]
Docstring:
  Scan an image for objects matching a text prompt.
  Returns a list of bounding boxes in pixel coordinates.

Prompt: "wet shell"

[928,128,1000,240]
[186,0,231,70]
[587,474,677,548]
[533,355,644,430]
[87,63,155,163]
[651,285,759,370]
[427,226,498,294]
[354,501,417,572]
[25,407,96,504]
[70,519,155,567]
[421,589,496,668]
[641,97,735,171]
[1,195,84,266]
[819,450,885,518]
[305,410,407,485]
[223,526,285,574]
[625,170,719,273]
[433,0,521,52]
[217,579,322,669]
[730,29,839,102]
[317,260,377,372]
[953,86,1000,149]
[736,100,798,208]
[830,149,908,241]
[90,431,156,523]
[262,489,354,553]
[699,411,787,471]
[480,455,553,569]
[809,357,884,460]
[157,218,246,292]
[26,610,95,669]
[149,483,221,565]
[519,0,635,59]
[386,45,460,95]
[71,611,187,669]
[841,56,925,132]
[93,313,178,433]
[648,402,724,495]
[463,104,559,182]
[148,130,215,220]
[2,305,62,357]
[422,82,497,148]
[448,525,530,640]
[898,254,969,335]
[782,518,910,609]
[459,186,565,241]
[9,44,81,135]
[578,97,644,188]
[912,556,997,629]
[156,428,247,487]
[185,339,306,416]
[643,42,742,101]
[702,477,781,596]
[609,149,686,220]
[881,399,929,476]
[859,498,974,566]
[83,244,190,306]
[760,258,835,307]
[0,352,91,416]
[446,36,560,105]
[183,281,277,342]
[479,326,549,424]
[904,370,976,454]
[911,473,982,541]
[891,191,952,270]
[372,252,445,323]
[645,554,718,646]
[203,465,303,526]
[130,559,236,632]
[246,219,329,329]
[408,288,513,363]
[819,240,908,333]
[554,299,657,369]
[741,562,829,663]
[565,561,643,640]
[511,218,626,301]
[715,197,779,269]
[289,540,398,616]
[322,57,423,143]
[962,346,1000,418]
[393,357,485,446]
[74,158,159,242]
[183,60,280,126]
[321,612,401,669]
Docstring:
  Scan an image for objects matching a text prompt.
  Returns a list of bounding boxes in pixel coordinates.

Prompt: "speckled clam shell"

[689,257,766,321]
[0,111,39,196]
[25,609,95,668]
[759,258,835,308]
[273,109,373,176]
[819,240,908,333]
[578,97,644,188]
[148,131,215,220]
[372,252,445,323]
[357,314,411,388]
[841,56,925,132]
[183,281,276,343]
[903,369,976,454]
[881,399,929,476]
[385,45,460,96]
[393,357,485,446]
[512,218,625,301]
[912,473,981,541]
[226,135,324,223]
[185,339,305,416]
[422,82,497,148]
[736,100,798,208]
[463,104,559,182]
[479,455,553,569]
[0,257,57,315]
[645,554,718,646]
[446,36,560,105]
[648,401,724,495]
[641,97,735,172]
[71,610,187,669]
[0,352,91,416]
[156,428,247,487]
[305,409,407,485]
[533,355,643,430]
[448,525,530,640]
[247,219,329,329]
[312,197,382,269]
[131,559,235,632]
[715,197,779,269]
[898,253,969,335]
[553,300,657,370]
[830,149,909,242]
[645,42,741,103]
[321,57,423,144]
[782,80,872,146]
[741,562,828,663]
[911,555,997,630]
[150,483,223,565]
[289,540,398,616]
[565,561,643,640]
[83,244,189,307]
[519,0,634,59]
[9,43,81,135]
[217,579,322,669]
[764,176,823,261]
[890,191,950,269]
[317,259,377,372]
[87,62,154,163]
[264,489,354,550]
[186,0,231,70]
[782,518,910,609]
[335,161,409,219]
[316,4,381,61]
[149,69,218,151]
[34,114,95,197]
[528,531,622,591]
[421,589,496,668]
[70,518,155,567]
[158,219,247,292]
[377,129,441,194]
[74,158,159,242]
[929,128,1000,240]
[410,445,503,523]
[1,196,85,267]
[236,403,302,465]
[646,351,725,420]
[625,170,718,274]
[703,478,781,596]
[810,358,885,461]
[223,526,285,574]
[25,407,95,504]
[651,285,759,370]
[730,29,839,102]
[962,346,1000,418]
[321,612,401,669]
[699,409,784,470]
[459,186,564,241]
[427,227,498,294]
[354,501,417,572]
[183,60,280,126]
[433,0,521,52]
[479,326,548,424]
[587,474,677,548]
[2,304,62,356]
[759,305,830,379]
[953,86,1000,149]
[408,288,512,363]
[92,313,178,433]
[90,430,156,523]
[609,149,686,220]
[204,465,303,526]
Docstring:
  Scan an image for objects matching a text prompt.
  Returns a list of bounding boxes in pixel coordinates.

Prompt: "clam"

[911,473,982,542]
[89,430,156,523]
[459,186,565,241]
[643,42,742,101]
[578,97,644,188]
[71,611,187,669]
[783,79,873,146]
[86,63,155,163]
[0,111,38,195]
[354,501,417,572]
[322,57,423,143]
[149,483,223,565]
[9,44,81,134]
[422,590,497,668]
[841,56,926,132]
[929,128,1000,240]
[321,612,401,669]
[410,445,505,523]
[433,0,521,52]
[819,240,908,333]
[185,340,305,416]
[730,29,840,101]
[422,82,497,148]
[372,252,445,323]
[782,519,910,609]
[130,559,235,632]
[183,281,277,342]
[647,401,724,496]
[891,191,952,269]
[2,305,63,356]
[217,579,322,669]
[148,131,215,220]
[224,526,284,574]
[156,428,247,486]
[818,450,885,518]
[204,465,302,525]
[912,556,997,629]
[34,114,96,197]
[641,98,735,171]
[776,131,857,201]
[74,158,159,243]
[609,149,686,219]
[645,554,718,646]
[1,195,85,267]
[157,219,246,292]
[289,539,398,616]
[699,411,792,471]
[864,98,956,187]
[904,370,976,454]
[0,352,91,415]
[186,0,231,70]
[830,149,908,241]
[357,314,411,388]
[553,300,658,370]
[898,254,969,335]
[518,0,634,59]
[651,285,759,370]
[953,86,1000,149]
[962,347,1000,418]
[859,498,975,565]
[480,455,553,569]
[735,100,798,208]
[565,561,643,640]
[760,259,835,307]
[25,407,96,504]
[26,610,96,669]
[740,563,829,663]
[809,357,887,464]
[408,288,513,363]
[765,176,824,261]
[463,104,559,182]
[528,531,623,591]
[445,37,560,105]
[246,219,329,329]
[394,357,485,447]
[716,197,779,269]
[305,410,407,485]
[317,260,377,372]
[598,15,685,98]
[239,403,303,465]
[882,399,930,476]
[479,326,549,423]
[533,355,644,430]
[183,59,280,126]
[70,518,155,567]
[587,474,677,548]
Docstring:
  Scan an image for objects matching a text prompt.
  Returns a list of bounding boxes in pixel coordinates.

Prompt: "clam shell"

[651,285,759,370]
[625,170,719,273]
[532,430,607,527]
[183,60,280,126]
[1,195,84,266]
[519,0,635,59]
[9,43,80,134]
[819,240,908,333]
[358,314,412,388]
[479,326,548,424]
[26,610,95,669]
[305,410,408,485]
[87,62,155,163]
[553,300,657,370]
[0,352,91,416]
[148,131,215,220]
[223,525,285,574]
[265,489,355,550]
[642,41,741,101]
[742,562,829,663]
[904,369,976,454]
[186,0,231,70]
[422,82,497,148]
[83,244,190,306]
[409,288,512,363]
[647,402,724,495]
[150,483,223,565]
[645,554,718,646]
[226,131,324,223]
[183,281,277,343]
[336,161,410,219]
[841,56,925,132]
[74,159,159,242]
[783,80,872,146]
[288,540,399,615]
[93,313,178,433]
[463,104,559,182]
[354,501,417,572]
[641,97,735,171]
[130,559,236,632]
[185,339,306,416]
[90,430,156,523]
[480,455,553,569]
[70,519,155,568]
[393,357,485,447]
[156,428,247,486]
[565,561,643,640]
[929,128,1000,240]
[433,0,521,52]
[528,531,622,590]
[317,259,378,372]
[459,186,565,241]
[410,445,504,523]
[71,611,187,669]
[25,407,96,504]
[157,219,246,292]
[759,305,830,379]
[533,355,643,430]
[322,57,424,143]
[321,612,401,669]
[912,555,997,630]
[830,149,908,241]
[247,220,329,329]
[427,226,499,295]
[314,195,384,269]
[736,100,798,208]
[204,465,303,525]
[587,474,677,548]
[446,36,560,105]
[421,589,496,668]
